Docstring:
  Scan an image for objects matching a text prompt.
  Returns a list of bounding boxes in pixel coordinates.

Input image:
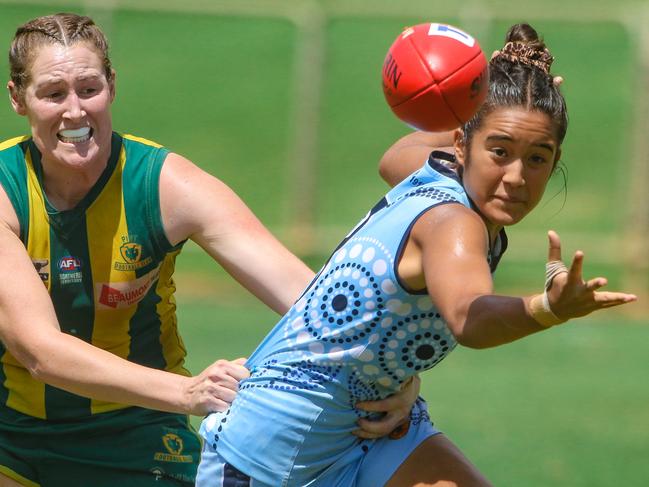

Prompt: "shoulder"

[0,137,30,237]
[159,152,244,245]
[0,185,19,236]
[410,202,489,255]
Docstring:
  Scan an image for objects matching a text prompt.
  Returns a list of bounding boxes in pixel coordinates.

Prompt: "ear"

[108,69,116,102]
[553,148,562,167]
[453,128,466,167]
[7,81,26,116]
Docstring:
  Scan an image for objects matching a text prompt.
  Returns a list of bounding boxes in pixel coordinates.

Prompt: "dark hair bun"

[496,23,554,74]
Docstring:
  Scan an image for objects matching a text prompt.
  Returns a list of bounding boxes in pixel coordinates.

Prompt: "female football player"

[196,23,636,486]
[0,12,417,486]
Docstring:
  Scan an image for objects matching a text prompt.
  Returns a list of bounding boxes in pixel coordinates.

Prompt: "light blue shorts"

[196,398,439,487]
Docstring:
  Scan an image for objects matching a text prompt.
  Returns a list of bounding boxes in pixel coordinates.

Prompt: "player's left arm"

[160,153,314,315]
[160,153,421,436]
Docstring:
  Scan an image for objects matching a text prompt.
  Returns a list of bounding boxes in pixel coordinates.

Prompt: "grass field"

[0,1,647,485]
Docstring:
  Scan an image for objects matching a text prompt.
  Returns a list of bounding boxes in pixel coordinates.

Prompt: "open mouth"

[57,127,93,144]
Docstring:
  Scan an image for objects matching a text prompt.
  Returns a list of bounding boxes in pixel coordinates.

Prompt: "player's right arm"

[407,204,637,348]
[378,130,456,186]
[0,187,245,416]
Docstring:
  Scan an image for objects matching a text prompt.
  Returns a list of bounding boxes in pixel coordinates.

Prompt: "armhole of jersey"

[0,148,28,242]
[144,147,183,255]
[393,199,466,296]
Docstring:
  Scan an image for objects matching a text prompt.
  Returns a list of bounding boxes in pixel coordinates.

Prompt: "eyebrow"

[485,134,555,152]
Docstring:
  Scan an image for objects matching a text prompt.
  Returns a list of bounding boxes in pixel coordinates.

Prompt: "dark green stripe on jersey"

[0,133,190,420]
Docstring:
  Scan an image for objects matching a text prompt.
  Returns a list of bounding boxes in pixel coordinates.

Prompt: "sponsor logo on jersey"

[153,433,193,463]
[114,235,152,271]
[32,258,50,283]
[96,266,160,309]
[58,256,83,285]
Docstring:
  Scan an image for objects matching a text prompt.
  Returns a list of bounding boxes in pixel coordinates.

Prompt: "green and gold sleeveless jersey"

[0,133,190,420]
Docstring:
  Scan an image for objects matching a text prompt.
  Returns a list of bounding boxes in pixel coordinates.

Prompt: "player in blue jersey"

[197,23,637,486]
[0,13,416,487]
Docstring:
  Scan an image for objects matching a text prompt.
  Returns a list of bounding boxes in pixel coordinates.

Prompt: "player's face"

[455,107,560,233]
[9,42,115,172]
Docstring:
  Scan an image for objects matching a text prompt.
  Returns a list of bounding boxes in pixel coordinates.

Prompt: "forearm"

[25,330,190,413]
[453,294,547,349]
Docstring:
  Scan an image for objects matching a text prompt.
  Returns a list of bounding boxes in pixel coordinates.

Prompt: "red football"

[382,23,489,131]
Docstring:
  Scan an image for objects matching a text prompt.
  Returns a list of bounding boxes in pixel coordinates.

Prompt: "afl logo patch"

[58,256,81,272]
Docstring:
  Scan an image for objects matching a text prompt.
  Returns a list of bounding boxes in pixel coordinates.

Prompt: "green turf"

[177,296,649,487]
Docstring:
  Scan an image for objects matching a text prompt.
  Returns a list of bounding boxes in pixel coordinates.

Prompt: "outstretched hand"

[545,230,636,320]
[183,358,249,416]
[352,375,421,439]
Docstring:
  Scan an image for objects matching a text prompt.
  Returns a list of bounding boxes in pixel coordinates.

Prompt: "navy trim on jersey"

[427,151,461,182]
[223,463,251,487]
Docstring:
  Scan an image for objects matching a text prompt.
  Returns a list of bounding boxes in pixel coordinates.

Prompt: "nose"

[62,92,86,121]
[502,159,525,187]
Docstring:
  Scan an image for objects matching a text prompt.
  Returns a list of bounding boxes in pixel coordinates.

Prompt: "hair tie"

[495,41,554,74]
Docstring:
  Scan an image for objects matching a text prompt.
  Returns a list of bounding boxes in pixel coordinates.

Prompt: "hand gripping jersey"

[200,153,508,486]
[0,133,189,420]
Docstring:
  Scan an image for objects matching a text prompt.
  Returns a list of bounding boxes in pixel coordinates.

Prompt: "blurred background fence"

[0,1,647,485]
[1,0,648,297]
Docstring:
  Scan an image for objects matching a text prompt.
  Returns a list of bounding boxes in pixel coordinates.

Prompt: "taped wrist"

[529,292,565,328]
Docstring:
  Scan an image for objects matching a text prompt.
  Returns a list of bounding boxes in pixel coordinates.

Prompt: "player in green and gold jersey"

[0,12,419,487]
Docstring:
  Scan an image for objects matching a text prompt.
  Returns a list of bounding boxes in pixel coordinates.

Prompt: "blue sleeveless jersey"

[200,154,507,486]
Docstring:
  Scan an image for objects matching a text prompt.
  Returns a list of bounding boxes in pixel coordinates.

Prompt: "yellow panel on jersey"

[156,249,190,376]
[5,147,48,418]
[0,135,29,152]
[0,133,188,420]
[86,144,137,415]
[122,133,162,148]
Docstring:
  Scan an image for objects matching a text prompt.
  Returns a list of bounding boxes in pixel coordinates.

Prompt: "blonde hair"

[9,12,112,94]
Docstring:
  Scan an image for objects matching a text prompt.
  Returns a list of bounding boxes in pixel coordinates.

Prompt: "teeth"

[58,127,91,143]
[59,127,90,138]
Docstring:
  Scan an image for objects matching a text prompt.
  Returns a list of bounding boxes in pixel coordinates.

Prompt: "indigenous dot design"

[347,373,382,418]
[200,169,491,478]
[375,301,457,382]
[240,359,344,394]
[298,238,394,346]
[399,187,457,205]
[410,399,432,427]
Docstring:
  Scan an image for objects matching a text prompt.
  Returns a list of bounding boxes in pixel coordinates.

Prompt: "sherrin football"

[382,23,489,131]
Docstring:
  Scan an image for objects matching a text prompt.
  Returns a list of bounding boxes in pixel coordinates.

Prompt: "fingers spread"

[585,277,607,291]
[594,291,638,307]
[567,251,584,284]
[547,230,562,262]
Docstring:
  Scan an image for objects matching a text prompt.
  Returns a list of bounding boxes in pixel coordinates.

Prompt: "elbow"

[9,339,58,384]
[448,319,492,350]
[22,353,53,383]
[453,330,486,349]
[29,361,57,384]
[378,157,391,185]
